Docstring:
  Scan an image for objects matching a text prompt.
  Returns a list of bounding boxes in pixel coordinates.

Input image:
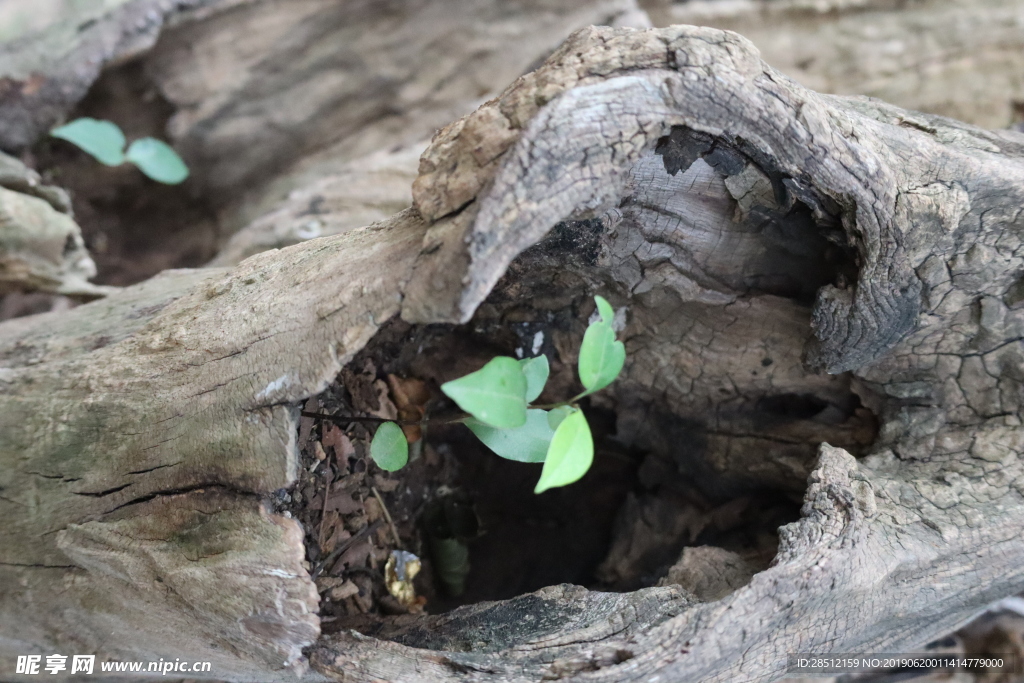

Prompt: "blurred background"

[3,0,1022,127]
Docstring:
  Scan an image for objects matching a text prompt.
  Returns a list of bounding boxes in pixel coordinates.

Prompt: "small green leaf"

[578,320,625,394]
[535,409,594,494]
[441,356,527,429]
[594,295,615,325]
[466,409,554,463]
[547,406,573,430]
[370,422,408,471]
[51,118,126,166]
[125,137,189,184]
[519,355,549,403]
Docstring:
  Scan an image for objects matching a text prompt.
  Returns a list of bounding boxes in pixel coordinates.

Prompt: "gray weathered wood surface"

[0,151,105,297]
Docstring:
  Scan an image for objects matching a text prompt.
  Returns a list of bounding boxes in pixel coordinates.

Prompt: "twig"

[301,410,468,428]
[301,411,416,426]
[317,473,331,551]
[371,486,402,549]
[310,519,383,581]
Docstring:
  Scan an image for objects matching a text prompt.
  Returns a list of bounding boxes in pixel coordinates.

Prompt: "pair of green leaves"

[445,354,546,430]
[369,295,625,494]
[369,355,538,475]
[460,356,551,464]
[454,357,594,494]
[50,118,189,185]
[447,355,594,494]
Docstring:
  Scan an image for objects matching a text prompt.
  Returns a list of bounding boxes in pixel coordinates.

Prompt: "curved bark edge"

[403,24,1020,373]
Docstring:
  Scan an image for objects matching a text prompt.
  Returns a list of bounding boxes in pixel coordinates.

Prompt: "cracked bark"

[2,22,1024,683]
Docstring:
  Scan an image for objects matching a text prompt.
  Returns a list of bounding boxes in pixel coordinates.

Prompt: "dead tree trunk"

[2,20,1024,683]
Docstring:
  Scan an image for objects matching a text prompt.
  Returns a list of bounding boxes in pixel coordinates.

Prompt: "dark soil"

[282,306,804,629]
[281,317,645,625]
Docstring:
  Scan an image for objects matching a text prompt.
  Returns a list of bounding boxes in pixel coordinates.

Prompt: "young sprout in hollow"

[50,118,189,185]
[368,295,626,493]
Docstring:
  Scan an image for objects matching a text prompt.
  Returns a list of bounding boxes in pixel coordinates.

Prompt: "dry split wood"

[1,23,1023,683]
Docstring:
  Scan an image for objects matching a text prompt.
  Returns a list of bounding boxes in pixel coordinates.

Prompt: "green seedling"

[50,118,189,185]
[369,295,626,493]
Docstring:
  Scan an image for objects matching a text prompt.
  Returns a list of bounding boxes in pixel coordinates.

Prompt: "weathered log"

[316,24,1024,679]
[2,22,1024,683]
[0,211,429,681]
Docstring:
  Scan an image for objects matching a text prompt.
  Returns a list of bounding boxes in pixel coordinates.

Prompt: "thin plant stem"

[302,410,468,428]
[302,411,417,426]
[310,519,382,581]
[528,398,581,410]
